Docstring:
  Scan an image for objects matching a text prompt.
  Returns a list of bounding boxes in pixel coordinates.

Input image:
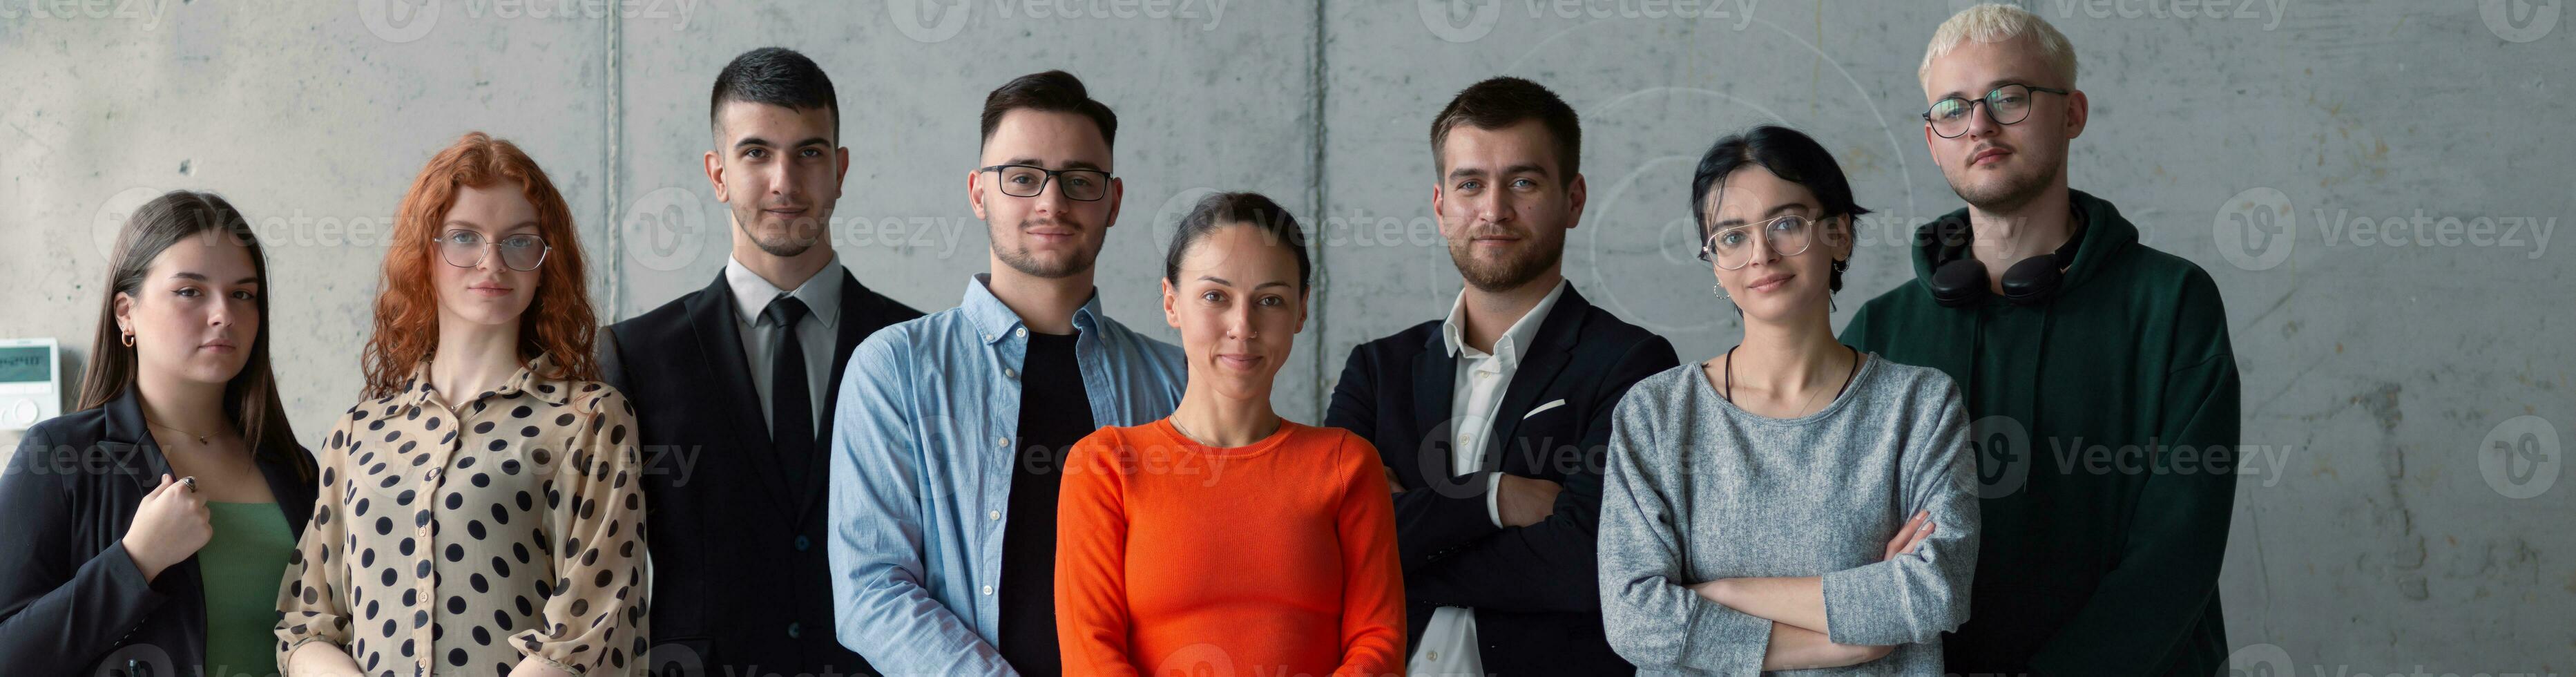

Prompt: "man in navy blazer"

[1325,76,1678,677]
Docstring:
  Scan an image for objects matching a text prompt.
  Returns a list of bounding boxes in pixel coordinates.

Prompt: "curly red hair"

[362,131,599,399]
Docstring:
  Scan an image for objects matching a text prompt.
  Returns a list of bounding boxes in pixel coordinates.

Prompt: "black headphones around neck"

[1925,209,2087,308]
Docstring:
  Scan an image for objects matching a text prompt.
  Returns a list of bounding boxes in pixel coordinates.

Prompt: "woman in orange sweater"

[1055,192,1406,677]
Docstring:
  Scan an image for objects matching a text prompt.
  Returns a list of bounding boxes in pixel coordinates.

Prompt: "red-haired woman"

[277,132,649,677]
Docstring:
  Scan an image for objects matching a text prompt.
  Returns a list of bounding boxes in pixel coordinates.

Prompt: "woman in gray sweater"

[1599,125,1978,675]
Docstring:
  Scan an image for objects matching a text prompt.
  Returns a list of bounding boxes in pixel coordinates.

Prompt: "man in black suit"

[599,47,921,677]
[1325,76,1678,676]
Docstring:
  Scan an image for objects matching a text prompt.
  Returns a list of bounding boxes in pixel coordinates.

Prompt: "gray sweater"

[1598,353,1978,676]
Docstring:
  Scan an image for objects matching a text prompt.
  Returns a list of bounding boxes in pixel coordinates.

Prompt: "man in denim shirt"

[826,70,1184,677]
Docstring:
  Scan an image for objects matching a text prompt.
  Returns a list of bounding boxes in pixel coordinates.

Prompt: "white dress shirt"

[1409,279,1568,676]
[727,254,845,435]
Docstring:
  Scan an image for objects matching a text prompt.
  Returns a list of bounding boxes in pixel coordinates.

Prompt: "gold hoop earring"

[121,332,135,347]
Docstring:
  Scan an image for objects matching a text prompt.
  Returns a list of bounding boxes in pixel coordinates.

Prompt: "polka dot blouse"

[276,354,650,676]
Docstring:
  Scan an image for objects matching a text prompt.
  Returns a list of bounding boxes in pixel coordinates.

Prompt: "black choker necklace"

[1718,345,1861,412]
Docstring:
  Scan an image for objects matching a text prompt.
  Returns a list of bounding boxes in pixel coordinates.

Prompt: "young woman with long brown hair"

[0,191,317,677]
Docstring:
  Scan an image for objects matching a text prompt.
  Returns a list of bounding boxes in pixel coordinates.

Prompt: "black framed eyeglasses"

[1922,84,2070,139]
[979,164,1111,201]
[432,229,550,271]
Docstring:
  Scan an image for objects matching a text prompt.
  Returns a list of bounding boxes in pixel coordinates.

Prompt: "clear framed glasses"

[979,164,1111,201]
[1922,83,2071,139]
[1699,213,1820,270]
[432,229,550,271]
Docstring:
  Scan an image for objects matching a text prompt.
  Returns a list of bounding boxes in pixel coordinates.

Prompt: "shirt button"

[988,511,1001,521]
[787,622,802,639]
[997,437,1009,448]
[1015,328,1027,338]
[981,585,993,596]
[1003,368,1017,379]
[981,332,991,341]
[1428,651,1441,662]
[794,535,811,551]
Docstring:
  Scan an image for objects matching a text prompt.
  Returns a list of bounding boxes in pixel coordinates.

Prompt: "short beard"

[1954,159,2059,214]
[738,207,823,258]
[1448,227,1566,293]
[994,219,1097,279]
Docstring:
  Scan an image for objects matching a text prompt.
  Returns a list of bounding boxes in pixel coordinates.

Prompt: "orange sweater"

[1055,418,1407,677]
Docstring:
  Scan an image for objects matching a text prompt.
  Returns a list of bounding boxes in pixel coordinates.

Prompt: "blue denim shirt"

[828,274,1186,676]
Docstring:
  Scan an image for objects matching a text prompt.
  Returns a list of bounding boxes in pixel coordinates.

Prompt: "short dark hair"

[1689,124,1872,294]
[1429,76,1582,184]
[1164,191,1311,293]
[709,47,839,142]
[980,70,1118,151]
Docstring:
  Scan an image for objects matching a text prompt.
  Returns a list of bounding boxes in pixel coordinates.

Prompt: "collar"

[961,273,1106,345]
[400,352,573,410]
[726,254,846,328]
[1441,278,1569,366]
[97,383,155,448]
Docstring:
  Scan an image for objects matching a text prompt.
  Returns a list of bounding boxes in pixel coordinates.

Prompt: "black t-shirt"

[996,330,1091,676]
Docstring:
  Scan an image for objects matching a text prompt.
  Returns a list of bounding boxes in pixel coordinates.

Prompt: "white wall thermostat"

[0,338,64,431]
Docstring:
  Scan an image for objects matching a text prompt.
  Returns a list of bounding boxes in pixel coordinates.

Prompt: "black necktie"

[764,295,814,490]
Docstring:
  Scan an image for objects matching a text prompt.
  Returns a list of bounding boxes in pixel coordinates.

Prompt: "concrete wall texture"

[5,0,2570,669]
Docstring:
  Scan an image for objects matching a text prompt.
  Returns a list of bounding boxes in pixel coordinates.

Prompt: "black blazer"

[1325,285,1677,676]
[0,385,318,677]
[601,269,921,677]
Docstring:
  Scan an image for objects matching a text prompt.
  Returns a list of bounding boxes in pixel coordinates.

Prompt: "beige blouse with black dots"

[276,354,649,676]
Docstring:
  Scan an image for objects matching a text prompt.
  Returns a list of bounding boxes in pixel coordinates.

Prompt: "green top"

[198,502,294,677]
[1840,189,2241,674]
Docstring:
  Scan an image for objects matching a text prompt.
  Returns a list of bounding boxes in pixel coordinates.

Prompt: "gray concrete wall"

[4,0,2568,669]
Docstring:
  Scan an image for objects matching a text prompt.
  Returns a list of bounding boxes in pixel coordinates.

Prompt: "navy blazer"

[1325,284,1678,676]
[600,269,921,677]
[0,385,318,676]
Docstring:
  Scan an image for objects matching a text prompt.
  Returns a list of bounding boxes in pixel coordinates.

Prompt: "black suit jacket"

[602,270,921,677]
[1324,285,1677,676]
[0,385,318,677]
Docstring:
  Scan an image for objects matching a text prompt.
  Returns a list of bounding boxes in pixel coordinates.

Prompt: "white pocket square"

[1523,399,1568,419]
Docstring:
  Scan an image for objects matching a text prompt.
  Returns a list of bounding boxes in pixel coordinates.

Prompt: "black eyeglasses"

[1922,84,2070,139]
[432,229,550,271]
[979,164,1111,201]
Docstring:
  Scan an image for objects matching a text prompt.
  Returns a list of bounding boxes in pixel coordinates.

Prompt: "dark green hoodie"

[1841,189,2240,676]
